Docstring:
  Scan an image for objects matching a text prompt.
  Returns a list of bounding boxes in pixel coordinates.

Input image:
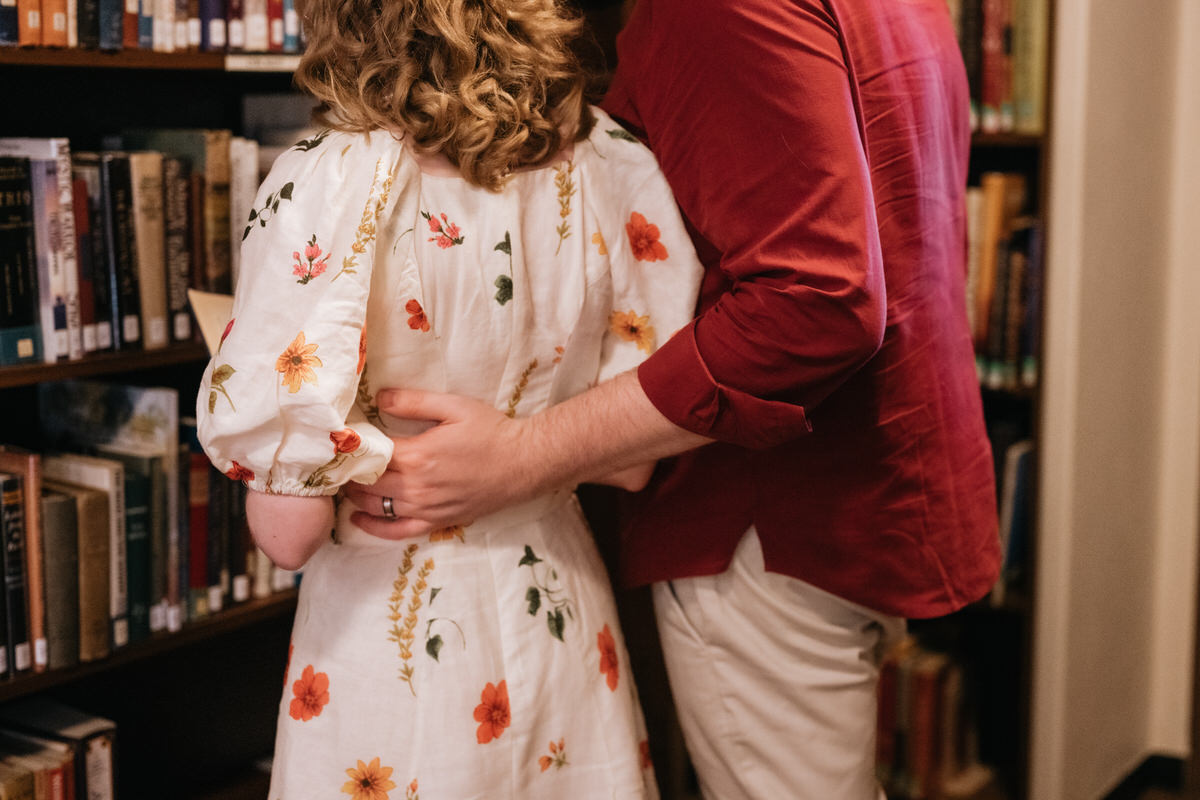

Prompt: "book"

[973,172,1026,364]
[39,380,182,632]
[959,0,984,130]
[0,474,32,677]
[1011,0,1048,135]
[992,439,1034,606]
[280,0,295,51]
[43,480,110,662]
[0,699,115,800]
[1020,220,1043,388]
[128,151,169,350]
[163,155,193,343]
[97,152,142,350]
[908,651,951,800]
[181,418,210,619]
[0,730,72,800]
[0,762,33,800]
[15,0,39,45]
[42,454,128,651]
[185,0,198,49]
[0,0,17,44]
[120,0,135,47]
[224,0,241,50]
[0,449,47,673]
[0,157,42,367]
[119,129,233,295]
[95,0,118,49]
[39,0,65,44]
[72,155,116,352]
[95,442,168,636]
[71,175,100,353]
[173,439,190,629]
[76,0,98,47]
[264,0,278,50]
[38,488,79,672]
[151,0,172,51]
[27,160,67,364]
[206,464,228,613]
[136,0,150,48]
[241,0,263,50]
[197,0,223,50]
[980,0,1014,133]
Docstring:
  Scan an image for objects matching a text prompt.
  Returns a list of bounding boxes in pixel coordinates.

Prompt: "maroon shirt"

[603,0,1001,618]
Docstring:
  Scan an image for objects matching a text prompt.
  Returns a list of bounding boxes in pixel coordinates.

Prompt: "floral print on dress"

[244,182,293,241]
[289,664,330,721]
[609,310,655,354]
[422,210,465,249]
[474,680,511,744]
[207,363,237,413]
[494,232,513,305]
[341,757,396,800]
[225,461,254,482]
[387,544,458,694]
[626,212,669,262]
[276,332,322,393]
[591,231,607,255]
[406,299,430,332]
[334,158,397,282]
[357,326,367,375]
[405,780,419,800]
[505,359,538,419]
[519,545,575,641]
[554,162,576,254]
[597,624,619,691]
[539,738,568,772]
[293,234,331,284]
[639,740,652,770]
[429,526,465,542]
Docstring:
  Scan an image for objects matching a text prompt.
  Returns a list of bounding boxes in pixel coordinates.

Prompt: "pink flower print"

[218,318,235,352]
[421,211,465,249]
[293,234,331,284]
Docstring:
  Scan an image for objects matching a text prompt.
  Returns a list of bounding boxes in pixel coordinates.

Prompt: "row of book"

[0,380,298,681]
[967,171,1042,393]
[0,0,300,53]
[0,698,115,800]
[0,132,261,367]
[876,638,996,800]
[947,0,1050,135]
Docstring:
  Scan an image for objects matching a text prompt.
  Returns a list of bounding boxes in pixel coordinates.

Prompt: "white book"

[128,151,169,350]
[153,0,174,51]
[0,138,83,362]
[43,454,129,650]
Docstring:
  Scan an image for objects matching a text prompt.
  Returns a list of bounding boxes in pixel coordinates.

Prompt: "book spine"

[959,0,984,131]
[197,0,222,50]
[981,0,1014,133]
[172,441,189,629]
[281,0,296,51]
[983,237,1012,389]
[203,130,233,294]
[205,466,227,613]
[1001,232,1029,389]
[135,0,149,48]
[1020,221,1043,387]
[121,0,135,47]
[151,0,171,50]
[223,0,241,51]
[241,0,262,50]
[184,0,197,48]
[129,152,168,350]
[95,0,119,49]
[75,0,97,47]
[229,481,250,603]
[0,158,43,367]
[71,177,99,353]
[0,2,18,45]
[163,156,192,342]
[28,161,68,364]
[265,0,279,51]
[16,0,40,45]
[186,450,209,617]
[122,471,151,642]
[40,493,79,671]
[49,143,83,362]
[73,158,115,351]
[171,0,184,50]
[101,154,142,349]
[40,0,66,45]
[76,493,112,662]
[0,475,32,676]
[1012,0,1048,134]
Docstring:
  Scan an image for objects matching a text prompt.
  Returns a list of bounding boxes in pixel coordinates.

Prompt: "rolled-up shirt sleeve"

[608,0,886,450]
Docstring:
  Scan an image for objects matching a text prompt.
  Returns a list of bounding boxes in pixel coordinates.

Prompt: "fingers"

[349,511,434,540]
[375,387,475,423]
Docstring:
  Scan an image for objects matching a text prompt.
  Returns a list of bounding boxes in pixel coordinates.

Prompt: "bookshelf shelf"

[0,48,298,73]
[0,342,210,389]
[971,132,1044,149]
[0,589,297,703]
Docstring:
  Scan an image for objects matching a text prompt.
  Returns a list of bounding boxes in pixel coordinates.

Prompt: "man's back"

[604,0,1000,617]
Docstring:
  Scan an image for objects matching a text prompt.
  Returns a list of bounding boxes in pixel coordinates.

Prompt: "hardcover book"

[127,151,169,350]
[37,489,78,672]
[72,155,115,351]
[0,449,47,673]
[0,699,115,800]
[70,176,100,353]
[97,152,142,350]
[43,480,110,662]
[162,155,193,343]
[0,157,42,367]
[0,473,32,677]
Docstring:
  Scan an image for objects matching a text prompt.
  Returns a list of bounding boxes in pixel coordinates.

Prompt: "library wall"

[1149,0,1200,758]
[1034,0,1195,797]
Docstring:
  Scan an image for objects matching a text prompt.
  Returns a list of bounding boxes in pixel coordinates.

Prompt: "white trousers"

[652,529,905,800]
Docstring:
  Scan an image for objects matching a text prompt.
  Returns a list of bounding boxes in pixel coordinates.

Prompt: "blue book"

[0,157,43,367]
[97,0,123,49]
[0,4,18,44]
[137,0,152,47]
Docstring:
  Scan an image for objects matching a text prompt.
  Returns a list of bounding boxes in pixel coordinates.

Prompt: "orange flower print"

[224,461,254,482]
[609,310,655,354]
[539,738,567,772]
[474,680,511,744]
[552,345,564,364]
[293,234,331,284]
[406,780,419,800]
[591,231,607,255]
[289,664,330,721]
[429,526,465,542]
[357,325,367,374]
[406,299,430,332]
[276,331,322,393]
[331,428,361,454]
[626,212,668,262]
[421,210,464,249]
[597,624,619,691]
[342,757,396,800]
[639,739,652,770]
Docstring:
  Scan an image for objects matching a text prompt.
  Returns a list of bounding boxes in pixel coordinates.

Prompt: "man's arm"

[343,370,711,538]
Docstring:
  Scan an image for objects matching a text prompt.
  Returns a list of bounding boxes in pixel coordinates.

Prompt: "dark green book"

[39,488,80,671]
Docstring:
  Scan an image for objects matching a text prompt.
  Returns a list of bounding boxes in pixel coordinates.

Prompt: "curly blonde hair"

[295,0,595,191]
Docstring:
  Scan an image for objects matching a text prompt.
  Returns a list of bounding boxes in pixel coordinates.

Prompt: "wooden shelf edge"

[971,131,1045,148]
[0,343,210,389]
[0,589,297,703]
[0,47,299,72]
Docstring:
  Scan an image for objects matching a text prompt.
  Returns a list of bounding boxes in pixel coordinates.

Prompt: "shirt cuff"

[638,321,813,450]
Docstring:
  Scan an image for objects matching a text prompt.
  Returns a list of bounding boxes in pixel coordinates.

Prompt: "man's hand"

[342,389,549,540]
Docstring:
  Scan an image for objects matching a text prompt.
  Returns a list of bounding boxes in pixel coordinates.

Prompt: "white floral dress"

[196,107,703,800]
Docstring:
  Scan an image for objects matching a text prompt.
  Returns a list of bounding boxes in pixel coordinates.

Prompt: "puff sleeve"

[197,132,406,496]
[591,125,705,384]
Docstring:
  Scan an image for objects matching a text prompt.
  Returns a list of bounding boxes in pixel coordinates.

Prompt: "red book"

[122,0,137,47]
[71,177,99,354]
[265,0,281,51]
[981,0,1013,132]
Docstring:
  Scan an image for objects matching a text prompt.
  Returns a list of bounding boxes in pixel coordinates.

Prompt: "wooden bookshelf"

[0,589,296,703]
[0,47,299,72]
[0,342,210,389]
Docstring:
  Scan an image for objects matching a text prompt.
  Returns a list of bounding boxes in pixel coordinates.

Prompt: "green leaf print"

[606,128,640,143]
[526,587,541,616]
[494,232,511,256]
[519,545,542,567]
[243,181,294,241]
[426,634,443,661]
[494,275,513,305]
[547,608,565,641]
[291,130,331,152]
[519,545,574,643]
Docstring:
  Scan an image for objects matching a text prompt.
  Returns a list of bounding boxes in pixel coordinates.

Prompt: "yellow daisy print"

[276,331,323,393]
[342,757,396,800]
[608,310,655,354]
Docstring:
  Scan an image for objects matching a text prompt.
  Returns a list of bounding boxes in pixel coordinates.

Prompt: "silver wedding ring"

[381,496,397,519]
